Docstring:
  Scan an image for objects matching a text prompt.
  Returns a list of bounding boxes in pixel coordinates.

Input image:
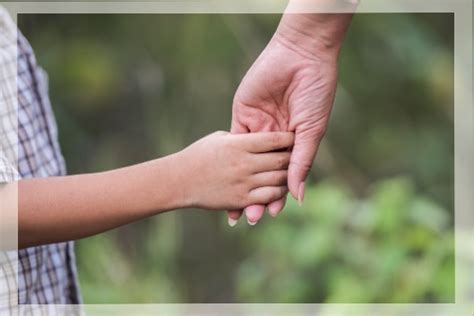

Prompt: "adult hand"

[228,11,354,226]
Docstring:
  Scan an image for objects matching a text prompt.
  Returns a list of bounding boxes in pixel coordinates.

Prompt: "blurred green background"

[19,13,454,303]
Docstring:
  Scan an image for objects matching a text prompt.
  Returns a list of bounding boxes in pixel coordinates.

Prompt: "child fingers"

[250,152,291,172]
[249,186,289,205]
[252,170,288,188]
[234,132,294,153]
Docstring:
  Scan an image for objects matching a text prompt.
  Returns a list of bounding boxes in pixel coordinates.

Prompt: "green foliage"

[19,13,454,303]
[236,179,454,303]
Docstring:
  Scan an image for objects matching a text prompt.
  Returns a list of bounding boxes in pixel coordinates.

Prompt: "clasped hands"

[188,9,354,226]
[225,23,345,226]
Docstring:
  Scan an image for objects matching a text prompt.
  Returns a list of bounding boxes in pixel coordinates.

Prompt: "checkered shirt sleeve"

[0,6,19,183]
[0,6,82,307]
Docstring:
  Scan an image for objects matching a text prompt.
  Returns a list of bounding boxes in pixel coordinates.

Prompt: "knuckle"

[279,172,288,183]
[276,154,290,169]
[270,175,280,186]
[276,156,285,169]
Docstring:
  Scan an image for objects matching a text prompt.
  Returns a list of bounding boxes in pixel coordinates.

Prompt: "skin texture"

[15,131,293,249]
[229,11,354,225]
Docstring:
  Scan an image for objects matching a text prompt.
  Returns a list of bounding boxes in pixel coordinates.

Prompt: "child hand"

[177,131,294,210]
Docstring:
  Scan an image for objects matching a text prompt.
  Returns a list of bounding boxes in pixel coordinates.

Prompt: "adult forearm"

[276,0,356,61]
[18,154,186,248]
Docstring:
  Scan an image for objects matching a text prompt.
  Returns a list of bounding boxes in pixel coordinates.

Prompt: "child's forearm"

[18,153,188,249]
[13,131,294,249]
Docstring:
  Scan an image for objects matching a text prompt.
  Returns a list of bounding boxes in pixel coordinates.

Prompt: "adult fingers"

[287,135,320,205]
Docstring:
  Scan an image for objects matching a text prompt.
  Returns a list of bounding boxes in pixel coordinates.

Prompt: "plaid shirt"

[0,8,81,305]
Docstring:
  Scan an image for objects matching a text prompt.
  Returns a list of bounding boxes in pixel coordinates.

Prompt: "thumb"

[287,134,321,205]
[230,117,249,134]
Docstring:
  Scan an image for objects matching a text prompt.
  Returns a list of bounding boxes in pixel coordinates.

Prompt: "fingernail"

[247,218,257,226]
[298,182,305,207]
[228,218,238,227]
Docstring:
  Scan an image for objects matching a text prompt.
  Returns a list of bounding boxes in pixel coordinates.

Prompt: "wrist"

[170,149,197,209]
[275,12,353,62]
[136,153,193,213]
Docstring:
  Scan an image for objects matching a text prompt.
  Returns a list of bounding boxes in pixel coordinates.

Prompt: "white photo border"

[0,0,472,315]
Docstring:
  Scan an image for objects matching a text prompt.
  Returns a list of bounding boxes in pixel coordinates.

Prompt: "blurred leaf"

[409,197,450,232]
[372,177,414,234]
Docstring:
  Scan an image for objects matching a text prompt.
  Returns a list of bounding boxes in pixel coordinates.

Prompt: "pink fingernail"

[245,205,264,225]
[298,182,305,207]
[247,218,257,226]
